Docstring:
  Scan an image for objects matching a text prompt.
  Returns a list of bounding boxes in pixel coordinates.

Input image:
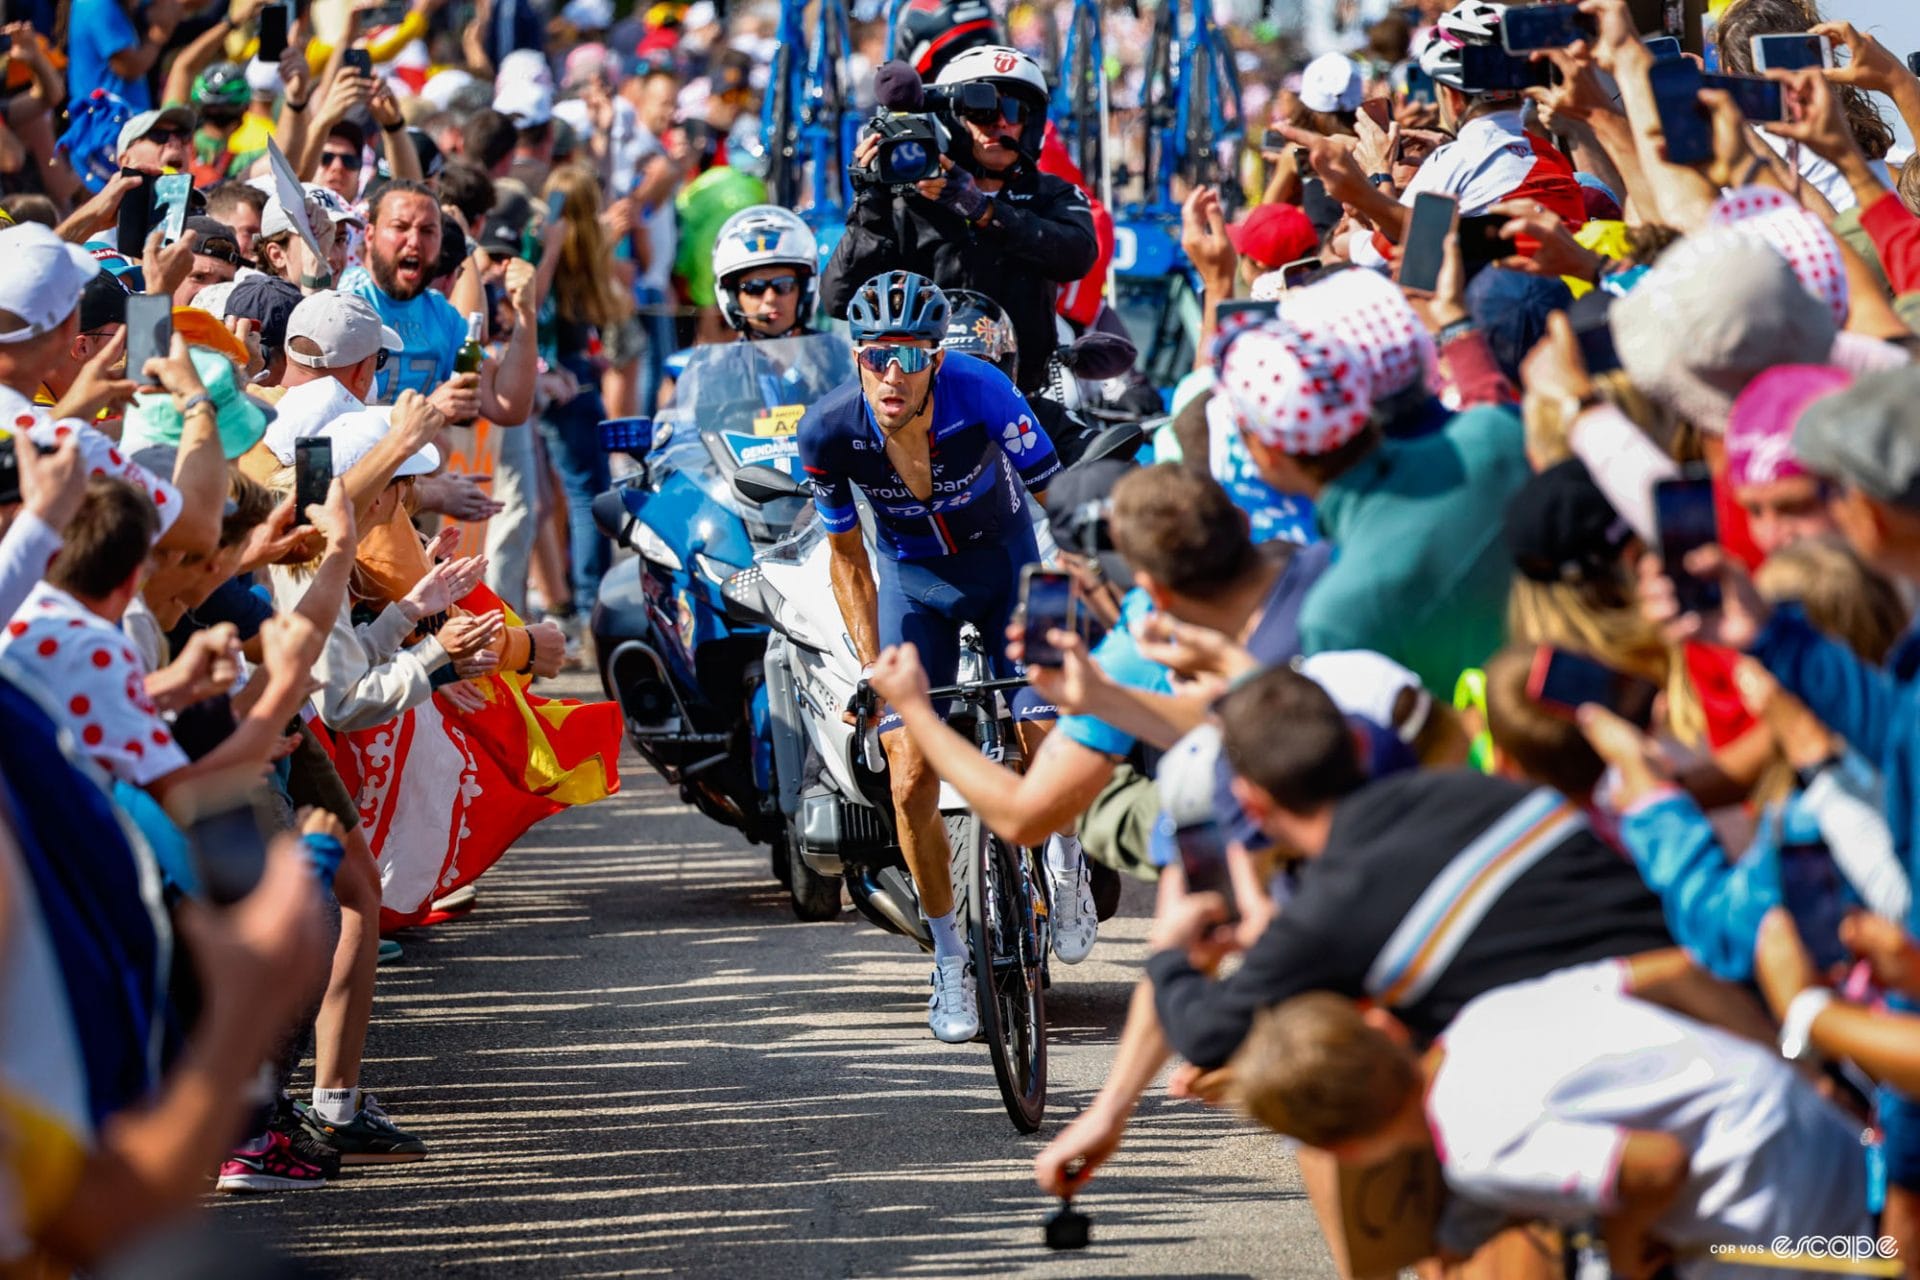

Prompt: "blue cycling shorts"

[874,529,1056,732]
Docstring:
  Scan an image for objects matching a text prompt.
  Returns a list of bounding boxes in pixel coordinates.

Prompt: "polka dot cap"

[1708,186,1850,327]
[1281,266,1436,399]
[1218,321,1374,457]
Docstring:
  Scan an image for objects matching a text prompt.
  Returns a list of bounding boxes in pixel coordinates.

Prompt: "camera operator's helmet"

[939,289,1017,378]
[848,271,950,344]
[893,0,1002,77]
[713,205,818,331]
[933,46,1051,158]
[1417,0,1507,89]
[192,61,251,112]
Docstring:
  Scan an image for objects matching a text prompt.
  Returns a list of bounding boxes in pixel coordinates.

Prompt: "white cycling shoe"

[1048,855,1099,965]
[928,955,980,1043]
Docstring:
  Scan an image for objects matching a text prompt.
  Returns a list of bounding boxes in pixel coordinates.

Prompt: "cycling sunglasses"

[736,274,799,298]
[957,94,1032,128]
[320,148,364,171]
[856,344,937,375]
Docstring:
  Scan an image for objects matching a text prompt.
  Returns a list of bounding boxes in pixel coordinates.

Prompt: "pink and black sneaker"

[215,1129,328,1193]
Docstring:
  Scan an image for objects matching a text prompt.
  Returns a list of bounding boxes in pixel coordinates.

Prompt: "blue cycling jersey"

[797,353,1062,561]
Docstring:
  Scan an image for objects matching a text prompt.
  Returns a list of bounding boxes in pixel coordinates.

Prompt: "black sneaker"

[298,1094,428,1165]
[269,1098,342,1179]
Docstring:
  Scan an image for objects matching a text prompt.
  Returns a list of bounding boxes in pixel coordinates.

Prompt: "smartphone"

[1019,565,1076,668]
[185,792,272,906]
[124,293,171,388]
[1499,3,1597,52]
[1403,61,1436,104]
[1279,255,1322,289]
[293,435,333,526]
[1572,310,1622,375]
[1397,191,1457,296]
[257,2,289,60]
[1174,821,1239,922]
[1643,35,1683,60]
[1460,42,1553,92]
[1214,298,1281,329]
[1359,97,1392,130]
[1261,127,1289,154]
[546,189,568,223]
[342,47,373,77]
[1653,469,1722,614]
[0,436,19,505]
[1750,32,1832,72]
[362,0,409,25]
[115,171,157,257]
[1526,646,1659,726]
[155,172,192,244]
[1702,70,1785,122]
[1456,213,1510,275]
[1779,844,1853,973]
[1909,51,1920,80]
[1648,55,1712,166]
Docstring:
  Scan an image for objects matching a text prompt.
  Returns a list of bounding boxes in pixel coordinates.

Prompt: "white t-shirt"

[554,96,645,198]
[0,385,180,541]
[263,375,367,464]
[1758,133,1894,214]
[1428,963,1870,1277]
[632,123,678,294]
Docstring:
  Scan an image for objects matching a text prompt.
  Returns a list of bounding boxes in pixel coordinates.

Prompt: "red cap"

[1225,203,1319,272]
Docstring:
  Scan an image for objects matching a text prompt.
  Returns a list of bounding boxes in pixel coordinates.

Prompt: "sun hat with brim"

[172,305,251,366]
[1611,229,1838,434]
[324,408,440,479]
[1726,365,1852,491]
[122,346,274,459]
[0,223,103,343]
[1791,367,1920,512]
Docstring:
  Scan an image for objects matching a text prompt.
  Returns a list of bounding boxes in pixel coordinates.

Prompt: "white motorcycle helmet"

[932,45,1050,158]
[712,205,819,334]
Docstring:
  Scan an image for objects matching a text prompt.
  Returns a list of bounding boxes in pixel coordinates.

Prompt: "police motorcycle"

[590,208,848,883]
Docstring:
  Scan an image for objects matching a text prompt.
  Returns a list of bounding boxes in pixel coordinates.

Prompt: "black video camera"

[851,77,1002,188]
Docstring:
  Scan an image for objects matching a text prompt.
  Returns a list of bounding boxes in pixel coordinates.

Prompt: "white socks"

[926,909,967,963]
[313,1086,360,1124]
[1045,832,1084,879]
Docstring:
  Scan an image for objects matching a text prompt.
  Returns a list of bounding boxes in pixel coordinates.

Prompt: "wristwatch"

[1778,986,1834,1062]
[1367,172,1394,188]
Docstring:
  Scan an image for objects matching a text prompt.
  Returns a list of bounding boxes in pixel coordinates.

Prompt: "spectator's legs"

[536,381,612,619]
[600,314,645,421]
[635,285,672,415]
[485,423,538,618]
[528,432,573,618]
[312,828,379,1094]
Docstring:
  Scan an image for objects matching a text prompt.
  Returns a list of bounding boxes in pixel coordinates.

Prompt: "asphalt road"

[218,674,1337,1279]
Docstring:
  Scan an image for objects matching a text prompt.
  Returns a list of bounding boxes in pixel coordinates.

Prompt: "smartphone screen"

[156,173,192,244]
[1643,35,1683,60]
[1573,312,1622,375]
[0,438,20,505]
[1779,844,1852,973]
[1459,43,1552,92]
[546,189,568,223]
[185,794,271,906]
[1279,255,1322,289]
[1648,55,1712,166]
[1499,3,1596,52]
[1456,213,1510,277]
[1214,298,1281,330]
[1527,646,1658,726]
[1020,567,1075,667]
[124,293,171,387]
[1175,822,1239,922]
[1653,471,1722,614]
[257,3,289,59]
[293,436,333,526]
[1702,71,1784,122]
[1403,62,1436,103]
[115,171,157,257]
[342,47,372,76]
[1751,32,1832,72]
[1397,192,1457,296]
[1261,128,1288,153]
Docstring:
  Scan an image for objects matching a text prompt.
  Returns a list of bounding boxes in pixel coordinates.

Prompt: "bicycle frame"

[764,0,857,229]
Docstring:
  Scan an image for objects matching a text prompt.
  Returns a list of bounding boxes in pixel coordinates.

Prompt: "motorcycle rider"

[797,270,1098,1043]
[714,205,820,342]
[824,47,1098,397]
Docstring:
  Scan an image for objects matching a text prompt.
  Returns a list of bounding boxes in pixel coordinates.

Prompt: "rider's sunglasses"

[959,95,1031,128]
[856,344,936,375]
[736,274,799,298]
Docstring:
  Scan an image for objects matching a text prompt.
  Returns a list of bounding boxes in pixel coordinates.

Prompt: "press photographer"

[823,49,1098,395]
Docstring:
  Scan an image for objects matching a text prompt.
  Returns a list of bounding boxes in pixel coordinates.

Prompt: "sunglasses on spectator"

[736,274,800,298]
[321,149,363,171]
[856,344,936,375]
[958,95,1031,128]
[143,126,190,145]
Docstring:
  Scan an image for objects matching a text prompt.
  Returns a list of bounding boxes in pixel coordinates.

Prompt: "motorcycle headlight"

[631,521,684,571]
[694,553,746,586]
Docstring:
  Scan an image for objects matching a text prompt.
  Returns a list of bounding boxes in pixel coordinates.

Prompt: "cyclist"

[797,270,1096,1043]
[713,206,820,341]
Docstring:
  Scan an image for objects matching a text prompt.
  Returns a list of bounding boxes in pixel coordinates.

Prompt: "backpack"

[58,90,134,194]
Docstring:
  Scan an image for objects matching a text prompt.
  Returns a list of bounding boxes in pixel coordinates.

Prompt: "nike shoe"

[215,1130,328,1193]
[1047,851,1099,965]
[299,1094,428,1165]
[270,1096,341,1179]
[928,955,980,1044]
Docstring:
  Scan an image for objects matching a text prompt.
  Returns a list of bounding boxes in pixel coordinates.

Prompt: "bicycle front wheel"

[950,812,1048,1132]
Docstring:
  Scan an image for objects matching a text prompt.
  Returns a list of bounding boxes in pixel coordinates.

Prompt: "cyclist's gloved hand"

[934,165,994,223]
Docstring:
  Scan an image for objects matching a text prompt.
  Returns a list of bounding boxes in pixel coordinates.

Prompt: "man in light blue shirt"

[67,0,170,111]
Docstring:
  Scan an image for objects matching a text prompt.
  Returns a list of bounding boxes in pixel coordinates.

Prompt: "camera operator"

[825,49,1098,397]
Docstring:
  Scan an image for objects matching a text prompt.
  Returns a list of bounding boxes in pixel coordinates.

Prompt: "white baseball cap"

[116,105,197,156]
[302,183,367,227]
[421,68,478,111]
[1299,52,1364,115]
[325,407,440,478]
[284,291,403,368]
[494,79,555,128]
[497,49,555,92]
[1298,650,1432,744]
[0,222,103,343]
